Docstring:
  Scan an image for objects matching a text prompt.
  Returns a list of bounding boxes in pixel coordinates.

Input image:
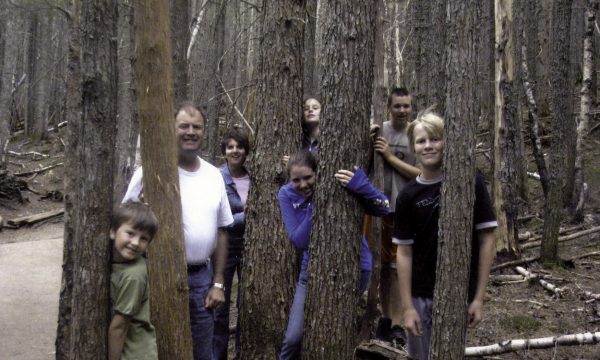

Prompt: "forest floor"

[0,126,599,359]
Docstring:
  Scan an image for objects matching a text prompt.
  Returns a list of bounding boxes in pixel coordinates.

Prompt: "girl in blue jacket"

[278,150,390,359]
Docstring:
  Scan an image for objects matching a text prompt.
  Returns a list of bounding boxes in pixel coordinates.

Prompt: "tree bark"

[303,0,318,96]
[171,0,190,104]
[359,0,386,341]
[408,0,447,112]
[0,3,19,169]
[571,0,597,220]
[134,1,194,358]
[238,1,305,358]
[493,0,520,255]
[113,0,139,204]
[55,0,118,357]
[302,1,375,358]
[430,1,478,359]
[540,0,572,266]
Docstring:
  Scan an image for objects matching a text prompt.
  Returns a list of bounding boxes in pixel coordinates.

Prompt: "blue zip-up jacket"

[278,168,389,278]
[220,164,247,249]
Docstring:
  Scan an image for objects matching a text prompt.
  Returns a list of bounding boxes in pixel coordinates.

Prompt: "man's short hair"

[175,102,207,126]
[407,108,444,152]
[387,87,411,107]
[220,129,251,156]
[111,201,159,240]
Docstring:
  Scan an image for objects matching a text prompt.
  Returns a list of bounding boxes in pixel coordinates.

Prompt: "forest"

[0,0,600,359]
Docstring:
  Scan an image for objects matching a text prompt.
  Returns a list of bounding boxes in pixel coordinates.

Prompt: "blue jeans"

[279,269,371,360]
[188,264,214,360]
[213,245,243,360]
[406,297,433,360]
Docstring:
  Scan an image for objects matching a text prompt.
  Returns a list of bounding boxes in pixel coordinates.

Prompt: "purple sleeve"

[278,187,312,250]
[346,168,390,217]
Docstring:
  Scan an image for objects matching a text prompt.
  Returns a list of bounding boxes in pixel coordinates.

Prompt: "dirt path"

[0,222,63,360]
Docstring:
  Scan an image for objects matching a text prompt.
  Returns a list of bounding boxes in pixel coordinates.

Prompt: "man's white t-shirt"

[123,157,233,264]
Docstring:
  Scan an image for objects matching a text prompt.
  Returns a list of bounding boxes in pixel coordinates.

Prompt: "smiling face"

[303,98,321,128]
[110,222,151,262]
[175,110,205,155]
[413,123,444,175]
[289,164,316,199]
[224,138,247,168]
[389,95,412,126]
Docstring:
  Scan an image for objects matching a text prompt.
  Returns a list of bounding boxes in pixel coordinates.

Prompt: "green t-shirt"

[111,257,158,360]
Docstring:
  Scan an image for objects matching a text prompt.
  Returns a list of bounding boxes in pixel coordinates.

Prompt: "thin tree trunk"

[56,0,119,357]
[238,1,305,358]
[134,1,193,358]
[571,0,597,220]
[55,1,81,357]
[430,1,478,359]
[359,0,386,341]
[302,0,375,357]
[540,0,572,266]
[493,0,519,255]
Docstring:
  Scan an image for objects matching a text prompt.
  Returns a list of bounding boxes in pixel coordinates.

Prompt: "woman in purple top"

[213,129,250,360]
[278,150,390,359]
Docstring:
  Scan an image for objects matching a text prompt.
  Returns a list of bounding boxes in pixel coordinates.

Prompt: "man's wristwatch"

[213,282,225,291]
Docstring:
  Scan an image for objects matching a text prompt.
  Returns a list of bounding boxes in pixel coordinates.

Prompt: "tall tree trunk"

[55,2,82,357]
[134,1,194,358]
[303,0,318,96]
[55,0,118,357]
[0,3,18,169]
[302,0,375,358]
[540,0,572,265]
[359,0,386,341]
[206,1,226,164]
[571,0,596,220]
[493,0,519,255]
[171,0,190,104]
[113,0,139,203]
[429,1,478,359]
[408,0,447,112]
[238,1,305,358]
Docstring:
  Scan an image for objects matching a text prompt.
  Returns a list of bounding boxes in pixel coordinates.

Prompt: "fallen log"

[464,331,600,357]
[520,224,587,242]
[515,266,564,297]
[521,226,600,249]
[13,163,64,177]
[7,208,64,228]
[355,340,408,360]
[492,255,539,272]
[568,250,600,261]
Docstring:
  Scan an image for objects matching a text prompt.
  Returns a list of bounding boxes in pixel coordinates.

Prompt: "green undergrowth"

[500,314,542,334]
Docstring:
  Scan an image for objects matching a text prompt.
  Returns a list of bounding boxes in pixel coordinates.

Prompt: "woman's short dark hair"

[286,150,317,176]
[111,201,159,240]
[220,129,250,156]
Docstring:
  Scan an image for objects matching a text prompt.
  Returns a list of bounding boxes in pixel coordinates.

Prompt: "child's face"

[110,221,151,262]
[303,98,321,127]
[413,124,443,171]
[289,165,316,199]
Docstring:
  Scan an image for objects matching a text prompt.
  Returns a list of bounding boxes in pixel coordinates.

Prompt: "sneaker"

[390,325,406,348]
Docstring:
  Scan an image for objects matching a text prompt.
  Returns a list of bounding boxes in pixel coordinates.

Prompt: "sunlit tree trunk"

[493,0,520,255]
[134,0,193,358]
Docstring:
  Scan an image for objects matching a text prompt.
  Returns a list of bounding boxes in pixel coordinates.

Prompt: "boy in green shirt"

[109,201,159,360]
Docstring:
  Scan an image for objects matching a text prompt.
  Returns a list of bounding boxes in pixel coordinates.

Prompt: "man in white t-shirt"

[123,103,233,360]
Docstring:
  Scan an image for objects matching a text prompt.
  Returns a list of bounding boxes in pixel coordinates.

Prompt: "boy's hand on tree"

[467,299,484,327]
[205,287,225,310]
[403,307,423,336]
[374,137,392,160]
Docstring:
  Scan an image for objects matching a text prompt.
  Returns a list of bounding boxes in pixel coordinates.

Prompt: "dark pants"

[213,245,243,360]
[189,264,214,360]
